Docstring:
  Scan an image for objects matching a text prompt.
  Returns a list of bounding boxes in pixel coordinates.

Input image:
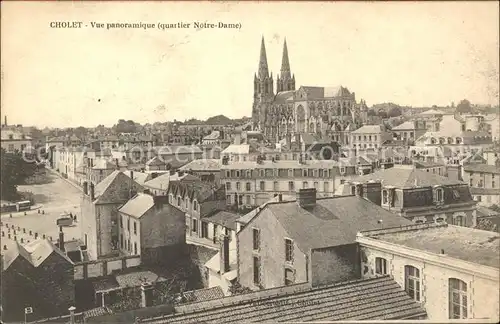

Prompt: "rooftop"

[463,164,500,174]
[204,210,240,231]
[391,121,418,130]
[352,164,465,188]
[361,223,499,268]
[257,195,412,251]
[3,239,72,270]
[141,276,426,323]
[221,159,338,170]
[179,159,222,171]
[119,193,154,218]
[351,125,386,134]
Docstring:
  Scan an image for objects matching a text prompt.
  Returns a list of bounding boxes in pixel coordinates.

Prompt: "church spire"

[258,36,269,79]
[280,38,291,79]
[277,38,295,93]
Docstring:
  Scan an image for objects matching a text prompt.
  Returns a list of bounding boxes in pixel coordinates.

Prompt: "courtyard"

[1,171,83,254]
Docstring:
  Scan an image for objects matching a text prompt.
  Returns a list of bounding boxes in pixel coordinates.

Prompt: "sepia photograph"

[0,1,499,323]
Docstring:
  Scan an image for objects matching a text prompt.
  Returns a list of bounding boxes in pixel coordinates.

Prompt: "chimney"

[219,234,230,274]
[170,170,176,176]
[177,170,184,177]
[297,188,317,208]
[83,182,88,195]
[362,180,382,205]
[115,158,119,168]
[140,282,154,308]
[58,226,65,252]
[153,195,167,211]
[278,193,283,202]
[89,183,95,200]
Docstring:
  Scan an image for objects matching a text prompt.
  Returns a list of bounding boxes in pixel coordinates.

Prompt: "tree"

[475,217,498,233]
[367,109,377,117]
[388,106,402,117]
[0,148,37,201]
[113,119,137,133]
[378,110,388,119]
[456,99,472,114]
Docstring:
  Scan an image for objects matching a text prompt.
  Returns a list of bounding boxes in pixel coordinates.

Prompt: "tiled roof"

[203,131,221,140]
[221,144,250,155]
[93,171,142,203]
[204,211,240,231]
[122,171,150,185]
[180,287,225,304]
[265,196,412,251]
[418,108,445,115]
[351,165,465,188]
[299,86,351,99]
[463,164,500,174]
[237,194,295,225]
[221,159,338,170]
[361,223,500,268]
[119,193,154,218]
[391,121,417,130]
[92,159,116,170]
[142,276,426,323]
[3,239,72,270]
[1,130,32,140]
[351,125,385,134]
[179,159,222,171]
[154,145,203,155]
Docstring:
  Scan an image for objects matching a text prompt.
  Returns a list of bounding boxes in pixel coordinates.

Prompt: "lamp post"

[68,306,76,324]
[24,306,33,324]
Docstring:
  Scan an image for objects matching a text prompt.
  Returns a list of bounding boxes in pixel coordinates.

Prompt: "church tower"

[276,38,295,93]
[252,37,274,127]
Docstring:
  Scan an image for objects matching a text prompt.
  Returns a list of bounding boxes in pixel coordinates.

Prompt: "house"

[221,159,339,209]
[117,192,186,264]
[143,170,201,196]
[1,239,75,322]
[153,145,204,169]
[167,181,226,242]
[87,159,116,185]
[350,125,392,151]
[179,159,222,184]
[339,164,477,226]
[236,188,412,290]
[141,276,427,323]
[357,223,499,321]
[81,171,144,260]
[463,164,500,207]
[202,130,223,145]
[204,234,237,296]
[390,121,426,145]
[1,129,33,153]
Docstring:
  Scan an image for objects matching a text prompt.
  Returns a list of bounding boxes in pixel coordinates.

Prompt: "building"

[463,164,500,207]
[356,223,499,321]
[140,276,426,323]
[153,145,204,169]
[117,192,186,264]
[390,121,427,145]
[340,165,477,226]
[179,159,222,184]
[1,129,33,153]
[204,234,237,296]
[142,171,200,197]
[236,189,412,290]
[251,37,367,141]
[221,159,339,208]
[1,239,75,322]
[80,171,144,260]
[350,125,392,151]
[167,181,226,241]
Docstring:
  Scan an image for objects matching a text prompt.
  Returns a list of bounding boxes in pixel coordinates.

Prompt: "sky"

[1,1,499,128]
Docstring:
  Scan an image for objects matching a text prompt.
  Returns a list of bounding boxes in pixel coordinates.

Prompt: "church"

[251,37,368,145]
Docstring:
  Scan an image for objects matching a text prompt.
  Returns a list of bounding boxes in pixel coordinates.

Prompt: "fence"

[74,254,141,280]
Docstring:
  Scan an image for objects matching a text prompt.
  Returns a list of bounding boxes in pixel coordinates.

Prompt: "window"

[285,239,294,262]
[8,144,14,152]
[382,190,388,205]
[236,182,241,191]
[120,216,123,228]
[236,171,240,177]
[475,196,482,202]
[226,195,231,205]
[226,182,231,191]
[288,181,295,191]
[404,265,421,302]
[302,170,307,177]
[193,201,198,212]
[134,242,138,255]
[323,182,329,193]
[260,181,265,191]
[453,215,465,227]
[492,176,496,188]
[127,218,130,231]
[246,182,251,191]
[201,222,208,238]
[177,197,181,207]
[314,182,319,190]
[435,188,444,203]
[478,180,484,187]
[259,170,265,177]
[120,236,123,249]
[284,268,295,286]
[375,257,387,275]
[252,228,260,250]
[302,181,308,189]
[273,181,278,191]
[246,195,251,205]
[340,167,346,174]
[225,170,230,177]
[133,222,137,235]
[253,256,261,285]
[449,278,468,319]
[192,219,198,233]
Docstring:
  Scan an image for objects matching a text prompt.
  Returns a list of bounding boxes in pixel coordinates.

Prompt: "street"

[1,172,83,254]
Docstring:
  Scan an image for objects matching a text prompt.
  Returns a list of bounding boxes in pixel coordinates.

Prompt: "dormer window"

[382,190,389,205]
[434,187,444,204]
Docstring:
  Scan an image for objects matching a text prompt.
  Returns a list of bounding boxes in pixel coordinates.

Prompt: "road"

[1,172,83,254]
